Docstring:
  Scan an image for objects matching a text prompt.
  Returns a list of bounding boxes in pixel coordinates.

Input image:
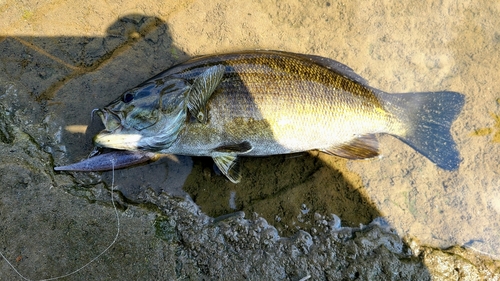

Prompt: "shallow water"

[1,0,500,279]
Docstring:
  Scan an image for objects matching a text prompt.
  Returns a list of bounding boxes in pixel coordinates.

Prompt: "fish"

[55,50,465,183]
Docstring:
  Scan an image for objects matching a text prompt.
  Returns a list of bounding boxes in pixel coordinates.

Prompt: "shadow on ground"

[0,14,435,280]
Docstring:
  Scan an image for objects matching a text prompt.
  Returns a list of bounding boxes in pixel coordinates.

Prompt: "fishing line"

[0,159,121,281]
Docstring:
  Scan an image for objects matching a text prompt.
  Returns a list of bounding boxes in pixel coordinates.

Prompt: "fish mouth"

[96,108,123,133]
[92,88,190,151]
[92,106,184,151]
[93,108,142,150]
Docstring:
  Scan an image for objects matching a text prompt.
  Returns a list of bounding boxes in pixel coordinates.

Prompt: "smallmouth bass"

[55,50,465,183]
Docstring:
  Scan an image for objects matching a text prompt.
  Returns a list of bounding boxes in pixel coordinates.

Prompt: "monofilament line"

[0,159,121,281]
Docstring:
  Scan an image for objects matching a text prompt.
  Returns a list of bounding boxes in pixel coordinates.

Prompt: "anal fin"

[322,134,379,159]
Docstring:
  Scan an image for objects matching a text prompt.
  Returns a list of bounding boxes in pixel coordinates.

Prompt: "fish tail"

[385,91,465,170]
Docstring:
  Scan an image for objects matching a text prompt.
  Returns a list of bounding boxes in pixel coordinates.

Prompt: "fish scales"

[167,52,397,155]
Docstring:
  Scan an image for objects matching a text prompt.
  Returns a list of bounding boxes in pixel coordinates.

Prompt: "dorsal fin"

[290,52,369,86]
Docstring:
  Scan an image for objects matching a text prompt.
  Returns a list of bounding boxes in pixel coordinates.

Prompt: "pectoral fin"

[214,141,253,154]
[212,153,241,183]
[322,135,379,159]
[187,65,226,123]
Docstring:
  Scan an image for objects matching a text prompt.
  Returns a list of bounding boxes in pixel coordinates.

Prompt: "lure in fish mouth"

[93,78,186,151]
[55,50,465,183]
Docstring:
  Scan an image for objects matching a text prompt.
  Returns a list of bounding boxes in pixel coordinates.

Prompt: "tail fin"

[384,91,465,170]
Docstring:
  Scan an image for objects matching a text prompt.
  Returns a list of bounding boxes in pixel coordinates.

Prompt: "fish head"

[94,77,190,151]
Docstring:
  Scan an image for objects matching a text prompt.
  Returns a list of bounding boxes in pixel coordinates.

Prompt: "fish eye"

[122,92,134,103]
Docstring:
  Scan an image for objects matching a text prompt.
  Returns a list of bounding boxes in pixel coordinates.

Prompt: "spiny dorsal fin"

[212,153,241,183]
[187,65,226,123]
[322,134,379,159]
